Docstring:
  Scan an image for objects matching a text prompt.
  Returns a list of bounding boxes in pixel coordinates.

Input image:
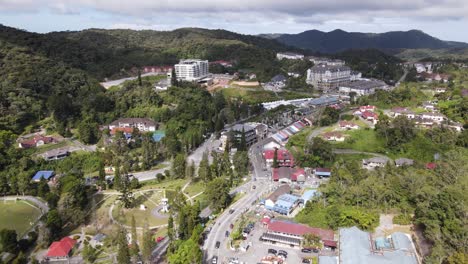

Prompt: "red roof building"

[266,220,335,241]
[19,135,55,149]
[272,167,305,182]
[263,149,294,167]
[425,162,437,170]
[46,237,76,259]
[362,111,379,124]
[359,105,376,112]
[110,127,134,135]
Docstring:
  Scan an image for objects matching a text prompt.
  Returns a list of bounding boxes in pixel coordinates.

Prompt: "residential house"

[109,118,157,132]
[18,135,55,149]
[40,149,70,161]
[339,121,359,130]
[362,157,389,170]
[419,112,445,123]
[391,107,416,119]
[142,66,173,74]
[314,168,331,178]
[322,132,345,142]
[110,127,134,139]
[32,171,55,182]
[434,87,447,93]
[45,237,77,261]
[395,158,414,167]
[209,60,233,68]
[301,190,318,205]
[420,72,450,82]
[422,101,436,111]
[264,185,291,210]
[359,105,376,112]
[340,227,417,264]
[262,138,282,150]
[272,194,301,215]
[361,111,379,124]
[264,74,287,90]
[261,219,336,248]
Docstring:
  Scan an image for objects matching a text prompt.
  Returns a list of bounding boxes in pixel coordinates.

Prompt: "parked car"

[230,223,234,229]
[156,236,165,243]
[302,259,311,263]
[212,256,218,264]
[278,250,288,256]
[225,231,230,237]
[229,209,235,214]
[301,248,312,253]
[215,241,220,249]
[268,248,277,255]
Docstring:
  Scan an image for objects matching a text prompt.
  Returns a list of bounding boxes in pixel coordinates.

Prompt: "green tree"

[0,229,18,253]
[272,148,279,168]
[78,118,100,144]
[205,178,231,212]
[197,151,211,182]
[172,154,186,179]
[141,221,154,264]
[46,209,62,239]
[130,216,139,257]
[82,244,100,263]
[167,215,174,241]
[37,177,50,199]
[117,228,130,264]
[167,239,202,264]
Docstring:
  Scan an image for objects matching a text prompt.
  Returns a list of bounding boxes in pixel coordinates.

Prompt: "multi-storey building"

[306,64,351,91]
[174,59,209,81]
[108,118,157,132]
[276,52,304,60]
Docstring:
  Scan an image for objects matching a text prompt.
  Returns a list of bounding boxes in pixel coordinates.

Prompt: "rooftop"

[32,170,55,181]
[311,64,351,73]
[267,220,334,241]
[46,237,76,258]
[341,80,387,90]
[266,185,291,202]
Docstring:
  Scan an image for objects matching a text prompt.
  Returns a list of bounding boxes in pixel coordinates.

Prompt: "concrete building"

[306,64,352,91]
[395,158,414,167]
[339,80,388,96]
[339,227,418,264]
[264,149,293,167]
[419,112,445,123]
[391,107,416,119]
[227,123,267,147]
[339,121,359,130]
[264,185,291,209]
[109,118,157,132]
[362,157,389,170]
[277,52,304,60]
[174,59,209,81]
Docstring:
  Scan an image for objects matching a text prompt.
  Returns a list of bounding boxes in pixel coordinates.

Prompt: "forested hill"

[268,29,468,53]
[0,25,294,80]
[0,24,295,133]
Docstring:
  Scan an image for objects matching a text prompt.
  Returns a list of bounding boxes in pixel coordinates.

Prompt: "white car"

[212,256,218,264]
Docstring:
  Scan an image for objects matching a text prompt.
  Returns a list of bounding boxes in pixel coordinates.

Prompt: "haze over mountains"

[261,29,468,54]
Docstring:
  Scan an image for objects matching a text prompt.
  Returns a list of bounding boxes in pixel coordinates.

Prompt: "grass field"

[112,192,168,227]
[0,201,42,235]
[184,181,206,197]
[334,129,386,153]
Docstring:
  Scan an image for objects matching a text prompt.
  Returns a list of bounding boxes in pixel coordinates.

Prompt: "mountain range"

[260,29,468,55]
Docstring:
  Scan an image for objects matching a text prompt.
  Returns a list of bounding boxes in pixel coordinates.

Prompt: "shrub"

[393,214,412,225]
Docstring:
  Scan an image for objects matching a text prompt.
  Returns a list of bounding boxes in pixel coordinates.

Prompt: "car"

[156,236,165,243]
[302,259,311,263]
[215,241,220,249]
[252,185,256,189]
[225,231,230,237]
[278,250,288,256]
[313,248,320,253]
[301,248,312,253]
[212,256,218,264]
[268,248,277,255]
[278,253,287,259]
[229,209,235,214]
[230,223,234,229]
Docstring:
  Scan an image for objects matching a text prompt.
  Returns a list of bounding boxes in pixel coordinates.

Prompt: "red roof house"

[359,105,376,112]
[46,237,76,259]
[263,149,294,167]
[266,220,335,241]
[362,111,379,124]
[19,135,55,149]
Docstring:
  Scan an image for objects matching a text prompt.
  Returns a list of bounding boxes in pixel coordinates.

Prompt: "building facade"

[109,118,157,132]
[306,64,352,91]
[276,52,304,60]
[174,59,209,81]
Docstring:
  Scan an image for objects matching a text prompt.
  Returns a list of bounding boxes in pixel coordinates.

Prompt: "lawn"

[112,192,168,227]
[0,201,42,235]
[140,179,187,190]
[334,129,387,153]
[222,88,278,104]
[184,181,206,197]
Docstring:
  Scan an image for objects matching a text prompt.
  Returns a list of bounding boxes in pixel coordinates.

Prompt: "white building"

[108,118,157,132]
[276,52,304,60]
[174,59,209,81]
[306,64,352,91]
[362,157,389,170]
[339,80,387,96]
[419,112,445,123]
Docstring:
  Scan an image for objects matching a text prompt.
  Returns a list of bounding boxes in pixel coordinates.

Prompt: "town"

[0,5,467,264]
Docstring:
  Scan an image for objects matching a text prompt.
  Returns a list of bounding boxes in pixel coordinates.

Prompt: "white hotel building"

[174,59,209,81]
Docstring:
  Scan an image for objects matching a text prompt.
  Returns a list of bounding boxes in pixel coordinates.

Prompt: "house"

[209,60,233,68]
[420,72,450,83]
[339,121,359,130]
[32,171,55,182]
[272,167,305,183]
[142,66,173,74]
[339,227,417,264]
[434,87,447,93]
[362,157,389,170]
[322,132,345,142]
[395,158,414,167]
[261,220,335,248]
[262,138,282,150]
[422,101,436,111]
[264,149,293,167]
[40,149,70,161]
[109,118,157,132]
[360,105,376,112]
[273,194,301,215]
[45,237,77,261]
[419,112,445,123]
[276,52,304,60]
[361,111,379,124]
[391,107,416,119]
[264,185,291,210]
[265,74,287,90]
[110,127,134,139]
[18,135,55,149]
[314,168,331,178]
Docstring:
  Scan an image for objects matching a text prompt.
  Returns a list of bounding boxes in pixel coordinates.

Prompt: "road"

[151,237,171,263]
[333,149,392,161]
[132,162,171,182]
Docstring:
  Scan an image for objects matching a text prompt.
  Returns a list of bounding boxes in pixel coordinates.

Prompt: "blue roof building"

[273,194,300,215]
[301,189,318,205]
[32,171,55,182]
[152,130,166,142]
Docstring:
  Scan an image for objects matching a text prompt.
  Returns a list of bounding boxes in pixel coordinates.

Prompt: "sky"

[1,0,468,42]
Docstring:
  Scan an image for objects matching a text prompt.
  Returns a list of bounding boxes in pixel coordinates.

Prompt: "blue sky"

[1,0,468,42]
